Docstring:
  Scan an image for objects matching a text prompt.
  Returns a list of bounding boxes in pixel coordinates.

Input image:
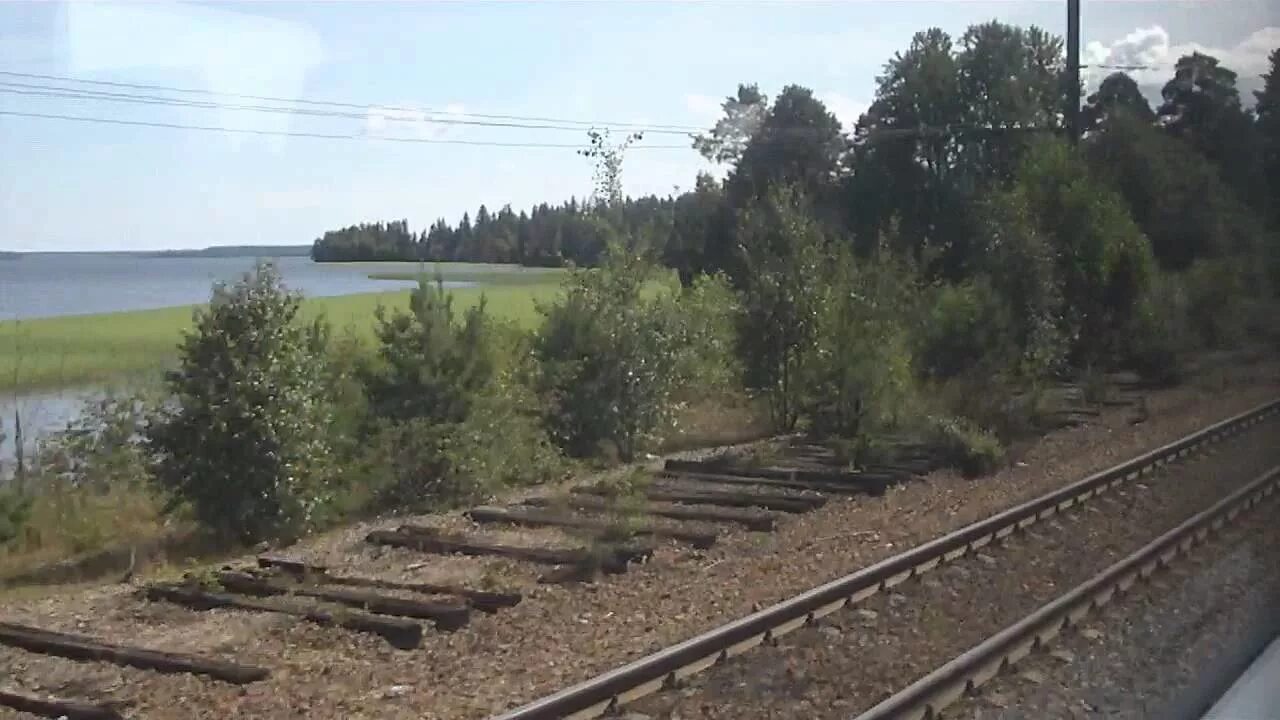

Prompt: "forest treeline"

[4,22,1279,555]
[313,30,1279,288]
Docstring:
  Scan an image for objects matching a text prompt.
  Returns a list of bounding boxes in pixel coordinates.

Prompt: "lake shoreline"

[1,266,560,394]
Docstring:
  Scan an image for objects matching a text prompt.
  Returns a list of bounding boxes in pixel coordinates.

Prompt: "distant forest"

[148,245,313,259]
[310,196,680,267]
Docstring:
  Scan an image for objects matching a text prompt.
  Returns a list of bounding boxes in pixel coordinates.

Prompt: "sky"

[1,1,1277,253]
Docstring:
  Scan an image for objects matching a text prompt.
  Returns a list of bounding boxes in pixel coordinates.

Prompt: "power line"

[0,109,691,149]
[0,69,706,133]
[0,81,699,136]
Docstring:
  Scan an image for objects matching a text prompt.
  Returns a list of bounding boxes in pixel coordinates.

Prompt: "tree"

[580,128,643,207]
[848,22,1065,277]
[997,139,1156,366]
[1256,48,1280,217]
[851,28,968,268]
[729,85,845,207]
[147,263,335,543]
[664,173,729,285]
[1082,72,1155,132]
[1158,52,1267,210]
[1087,111,1268,270]
[734,185,828,430]
[693,84,769,166]
[534,245,683,461]
[362,278,495,426]
[955,21,1065,181]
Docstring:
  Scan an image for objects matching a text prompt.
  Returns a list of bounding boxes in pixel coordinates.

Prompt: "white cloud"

[819,91,869,132]
[1084,25,1279,105]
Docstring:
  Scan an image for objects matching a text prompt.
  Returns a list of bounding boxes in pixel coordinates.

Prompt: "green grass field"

[1,271,566,394]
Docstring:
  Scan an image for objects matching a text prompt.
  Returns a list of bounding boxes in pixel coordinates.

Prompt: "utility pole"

[1066,0,1081,144]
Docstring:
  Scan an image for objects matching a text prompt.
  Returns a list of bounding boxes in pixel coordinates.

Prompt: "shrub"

[799,250,918,440]
[922,415,1005,478]
[146,263,336,544]
[362,277,495,425]
[1184,258,1247,349]
[33,391,159,490]
[977,186,1068,378]
[734,185,828,430]
[1128,270,1196,384]
[535,244,684,462]
[1009,138,1156,367]
[664,272,742,401]
[0,488,31,546]
[917,277,1016,379]
[356,280,560,510]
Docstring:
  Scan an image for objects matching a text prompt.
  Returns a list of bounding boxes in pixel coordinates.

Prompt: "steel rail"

[854,463,1280,720]
[491,399,1280,720]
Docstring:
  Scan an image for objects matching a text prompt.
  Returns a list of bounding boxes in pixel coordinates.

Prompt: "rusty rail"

[855,463,1280,720]
[491,399,1280,720]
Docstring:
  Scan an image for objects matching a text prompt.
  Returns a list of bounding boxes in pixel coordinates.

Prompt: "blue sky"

[2,1,1277,252]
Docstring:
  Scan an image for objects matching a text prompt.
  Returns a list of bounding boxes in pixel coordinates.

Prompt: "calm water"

[0,253,473,466]
[0,253,438,322]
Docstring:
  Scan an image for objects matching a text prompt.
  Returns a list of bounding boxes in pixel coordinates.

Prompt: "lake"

[0,253,476,468]
[0,253,444,322]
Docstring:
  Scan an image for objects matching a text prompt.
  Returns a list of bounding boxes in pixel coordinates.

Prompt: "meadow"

[0,271,566,394]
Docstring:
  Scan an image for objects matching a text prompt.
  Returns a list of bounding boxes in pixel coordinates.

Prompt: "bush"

[922,415,1005,478]
[355,280,560,510]
[1009,139,1156,367]
[977,186,1068,378]
[799,250,918,440]
[0,488,31,545]
[734,185,828,430]
[917,277,1016,379]
[535,244,683,462]
[34,391,159,490]
[1184,258,1248,349]
[146,263,336,544]
[665,272,742,401]
[362,277,495,425]
[1128,270,1196,384]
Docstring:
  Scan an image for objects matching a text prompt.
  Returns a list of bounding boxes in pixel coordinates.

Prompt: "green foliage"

[146,263,336,544]
[534,245,684,462]
[693,84,769,166]
[354,278,561,510]
[664,272,742,402]
[922,415,1005,478]
[734,185,828,430]
[977,185,1068,376]
[917,277,1016,379]
[996,139,1156,366]
[1258,49,1280,218]
[1127,270,1196,385]
[362,277,495,425]
[1086,112,1267,270]
[799,250,918,440]
[33,391,159,491]
[0,487,31,545]
[1083,72,1155,132]
[1183,258,1249,350]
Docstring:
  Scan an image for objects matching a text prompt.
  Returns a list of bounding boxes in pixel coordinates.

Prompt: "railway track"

[0,397,1273,719]
[492,399,1280,720]
[855,465,1280,720]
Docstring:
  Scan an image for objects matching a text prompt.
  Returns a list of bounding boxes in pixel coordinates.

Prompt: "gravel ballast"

[625,419,1280,719]
[944,482,1280,720]
[0,361,1277,720]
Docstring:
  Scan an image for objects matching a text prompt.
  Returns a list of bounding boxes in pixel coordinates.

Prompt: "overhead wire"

[0,80,700,136]
[0,69,706,133]
[0,109,692,149]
